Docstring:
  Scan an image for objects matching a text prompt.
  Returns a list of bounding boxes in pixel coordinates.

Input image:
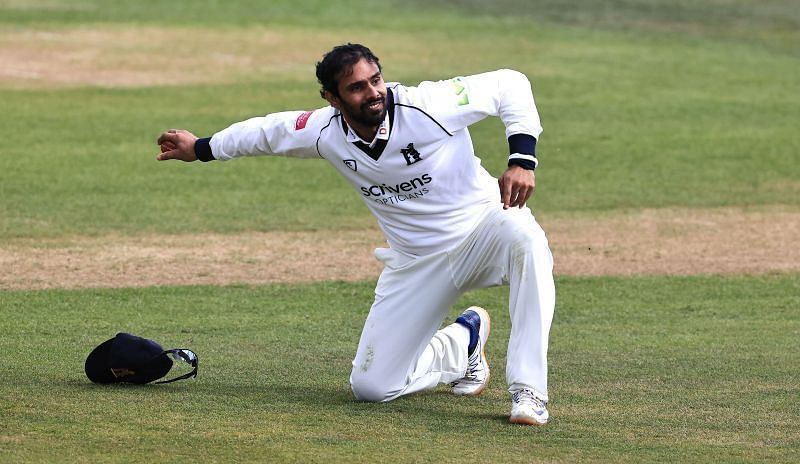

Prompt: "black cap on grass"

[85,333,198,385]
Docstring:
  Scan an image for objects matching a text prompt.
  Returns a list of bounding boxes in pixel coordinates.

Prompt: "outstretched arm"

[156,108,330,163]
[156,129,199,162]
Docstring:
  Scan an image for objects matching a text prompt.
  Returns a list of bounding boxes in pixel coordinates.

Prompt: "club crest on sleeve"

[450,77,469,106]
[343,159,358,171]
[295,111,313,130]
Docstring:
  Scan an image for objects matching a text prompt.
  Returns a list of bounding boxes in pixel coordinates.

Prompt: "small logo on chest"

[401,143,423,166]
[343,159,358,171]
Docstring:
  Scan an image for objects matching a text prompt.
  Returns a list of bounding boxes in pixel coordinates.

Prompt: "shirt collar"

[344,110,391,148]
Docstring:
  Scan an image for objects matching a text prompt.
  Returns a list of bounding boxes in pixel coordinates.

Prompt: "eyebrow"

[346,71,382,91]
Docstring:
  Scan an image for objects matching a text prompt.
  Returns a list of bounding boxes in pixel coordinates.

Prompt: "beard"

[340,95,387,128]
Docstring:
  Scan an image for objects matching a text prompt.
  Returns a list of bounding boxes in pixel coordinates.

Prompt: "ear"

[323,90,341,110]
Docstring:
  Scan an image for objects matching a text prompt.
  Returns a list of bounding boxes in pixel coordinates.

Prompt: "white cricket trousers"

[349,205,555,402]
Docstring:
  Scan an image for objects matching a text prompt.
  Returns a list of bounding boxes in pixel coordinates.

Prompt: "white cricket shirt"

[206,69,543,256]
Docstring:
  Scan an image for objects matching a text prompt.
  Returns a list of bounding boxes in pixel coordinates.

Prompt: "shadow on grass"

[67,376,522,426]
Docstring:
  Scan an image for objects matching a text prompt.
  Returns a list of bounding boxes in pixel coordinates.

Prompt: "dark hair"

[316,43,382,99]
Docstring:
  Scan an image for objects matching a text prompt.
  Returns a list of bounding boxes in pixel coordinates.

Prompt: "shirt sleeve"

[409,69,543,141]
[405,69,543,170]
[206,109,329,161]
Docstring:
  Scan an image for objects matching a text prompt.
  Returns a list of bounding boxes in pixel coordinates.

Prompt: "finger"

[519,178,535,207]
[499,177,512,209]
[160,141,175,153]
[523,184,536,205]
[515,187,531,208]
[157,149,178,161]
[157,132,177,145]
[516,186,532,208]
[508,189,524,208]
[509,188,522,208]
[507,178,526,207]
[156,129,182,145]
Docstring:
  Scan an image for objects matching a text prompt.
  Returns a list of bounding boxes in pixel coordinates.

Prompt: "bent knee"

[503,214,547,246]
[350,373,399,403]
[509,230,546,259]
[506,226,552,273]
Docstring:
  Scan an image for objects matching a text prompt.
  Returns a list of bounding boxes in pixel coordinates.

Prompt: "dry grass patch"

[0,0,91,10]
[0,25,328,88]
[0,24,461,89]
[0,229,386,290]
[542,207,800,277]
[1,207,798,290]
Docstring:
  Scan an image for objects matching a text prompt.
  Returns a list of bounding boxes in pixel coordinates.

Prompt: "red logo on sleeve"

[295,111,313,130]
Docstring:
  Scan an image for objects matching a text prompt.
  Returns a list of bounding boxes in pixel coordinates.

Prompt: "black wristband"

[508,134,539,171]
[507,134,537,170]
[194,137,214,162]
[508,133,536,155]
[508,155,538,170]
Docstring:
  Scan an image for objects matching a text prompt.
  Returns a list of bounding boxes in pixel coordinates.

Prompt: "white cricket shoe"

[451,306,491,396]
[510,388,549,426]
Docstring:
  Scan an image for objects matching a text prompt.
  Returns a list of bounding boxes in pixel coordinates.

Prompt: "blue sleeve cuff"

[507,134,537,170]
[194,137,214,162]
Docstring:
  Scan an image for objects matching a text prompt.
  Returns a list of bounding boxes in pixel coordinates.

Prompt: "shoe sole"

[509,415,547,426]
[462,306,490,397]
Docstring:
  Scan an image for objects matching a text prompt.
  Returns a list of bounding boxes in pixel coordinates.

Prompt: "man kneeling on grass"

[156,43,555,426]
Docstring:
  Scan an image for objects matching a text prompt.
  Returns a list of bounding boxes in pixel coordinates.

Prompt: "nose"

[367,82,381,99]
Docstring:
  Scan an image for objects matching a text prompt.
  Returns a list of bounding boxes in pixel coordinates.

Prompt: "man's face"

[328,58,387,129]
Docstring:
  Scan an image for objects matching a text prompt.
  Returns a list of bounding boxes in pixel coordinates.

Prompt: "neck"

[345,117,379,142]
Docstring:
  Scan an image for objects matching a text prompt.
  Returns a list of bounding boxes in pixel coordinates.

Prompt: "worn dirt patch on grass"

[0,26,319,88]
[1,208,797,290]
[542,207,799,277]
[0,25,448,89]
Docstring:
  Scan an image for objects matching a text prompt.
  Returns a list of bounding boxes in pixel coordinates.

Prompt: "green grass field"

[2,275,798,462]
[1,0,798,462]
[1,0,798,238]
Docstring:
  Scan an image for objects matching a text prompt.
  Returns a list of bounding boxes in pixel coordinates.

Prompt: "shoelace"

[451,344,482,386]
[461,345,483,381]
[512,389,546,410]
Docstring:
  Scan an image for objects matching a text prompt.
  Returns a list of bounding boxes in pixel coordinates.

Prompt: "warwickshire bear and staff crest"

[401,143,423,165]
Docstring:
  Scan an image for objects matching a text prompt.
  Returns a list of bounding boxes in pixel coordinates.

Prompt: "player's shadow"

[71,378,512,425]
[249,383,512,424]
